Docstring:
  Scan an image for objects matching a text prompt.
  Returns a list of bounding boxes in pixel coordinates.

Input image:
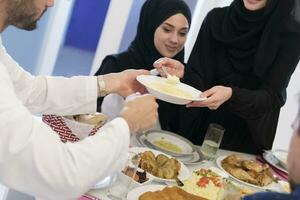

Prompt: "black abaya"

[177,0,300,154]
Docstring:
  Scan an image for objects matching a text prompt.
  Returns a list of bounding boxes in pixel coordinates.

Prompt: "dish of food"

[148,81,194,99]
[126,185,165,200]
[130,147,190,183]
[122,167,149,184]
[137,186,207,200]
[181,168,226,200]
[144,130,195,156]
[152,140,182,153]
[137,75,206,105]
[216,155,280,191]
[135,132,204,165]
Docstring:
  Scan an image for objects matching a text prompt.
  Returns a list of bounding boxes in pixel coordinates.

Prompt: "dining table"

[84,136,284,200]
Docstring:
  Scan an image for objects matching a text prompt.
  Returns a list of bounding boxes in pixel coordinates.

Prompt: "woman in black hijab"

[155,0,300,154]
[95,0,191,130]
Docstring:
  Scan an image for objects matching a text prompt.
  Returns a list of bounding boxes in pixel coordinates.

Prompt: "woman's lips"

[166,45,178,52]
[246,0,261,5]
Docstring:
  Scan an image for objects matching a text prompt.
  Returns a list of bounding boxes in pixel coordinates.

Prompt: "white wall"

[1,12,50,74]
[274,64,300,150]
[1,0,74,75]
[36,0,75,75]
[90,0,134,75]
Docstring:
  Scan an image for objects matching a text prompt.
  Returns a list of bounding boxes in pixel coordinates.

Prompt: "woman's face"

[243,0,267,11]
[154,13,189,58]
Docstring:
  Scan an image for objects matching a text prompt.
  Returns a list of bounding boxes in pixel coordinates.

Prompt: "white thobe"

[0,38,130,199]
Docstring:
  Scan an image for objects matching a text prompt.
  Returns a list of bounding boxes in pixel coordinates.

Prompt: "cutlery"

[175,177,184,187]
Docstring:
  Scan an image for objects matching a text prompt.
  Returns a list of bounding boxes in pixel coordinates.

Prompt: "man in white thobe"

[0,0,158,199]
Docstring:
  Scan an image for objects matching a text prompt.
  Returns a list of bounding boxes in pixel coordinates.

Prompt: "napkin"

[43,114,103,143]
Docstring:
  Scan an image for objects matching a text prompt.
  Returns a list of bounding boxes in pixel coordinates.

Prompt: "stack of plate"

[135,129,205,165]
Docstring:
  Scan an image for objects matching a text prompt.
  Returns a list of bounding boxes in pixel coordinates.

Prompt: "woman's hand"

[153,57,185,78]
[187,86,232,110]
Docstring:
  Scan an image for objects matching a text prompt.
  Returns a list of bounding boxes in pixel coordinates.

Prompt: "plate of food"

[127,184,165,200]
[130,147,190,183]
[216,155,280,191]
[137,75,206,105]
[180,168,226,200]
[127,185,208,200]
[135,133,204,165]
[144,129,195,156]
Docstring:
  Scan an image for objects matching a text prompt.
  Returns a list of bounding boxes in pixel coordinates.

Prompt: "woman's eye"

[163,27,171,33]
[179,32,187,37]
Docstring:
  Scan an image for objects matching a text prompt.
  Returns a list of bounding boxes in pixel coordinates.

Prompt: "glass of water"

[200,123,225,161]
[106,151,140,200]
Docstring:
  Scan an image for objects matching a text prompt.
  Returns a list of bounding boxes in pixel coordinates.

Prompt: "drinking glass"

[200,123,225,161]
[106,151,140,200]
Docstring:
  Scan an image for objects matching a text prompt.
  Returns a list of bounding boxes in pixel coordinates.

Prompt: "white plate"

[127,184,166,200]
[263,151,288,174]
[137,75,206,105]
[145,130,194,156]
[130,147,190,183]
[135,134,204,165]
[216,156,280,191]
[272,150,288,170]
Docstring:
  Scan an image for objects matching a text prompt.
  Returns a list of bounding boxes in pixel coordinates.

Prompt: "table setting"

[82,129,289,200]
[81,73,290,200]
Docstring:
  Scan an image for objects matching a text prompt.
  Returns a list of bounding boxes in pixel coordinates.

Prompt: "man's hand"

[187,86,232,110]
[153,57,185,78]
[119,94,158,134]
[100,69,149,97]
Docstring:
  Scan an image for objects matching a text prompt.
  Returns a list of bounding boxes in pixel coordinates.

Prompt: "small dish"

[135,133,205,165]
[119,168,153,189]
[144,130,195,156]
[137,75,206,105]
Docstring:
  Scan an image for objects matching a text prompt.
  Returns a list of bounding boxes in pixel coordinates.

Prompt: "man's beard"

[289,179,300,192]
[6,0,40,31]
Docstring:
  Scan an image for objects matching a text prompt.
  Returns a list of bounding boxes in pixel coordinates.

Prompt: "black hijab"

[95,0,191,132]
[179,0,300,153]
[100,0,191,71]
[126,0,191,69]
[209,0,298,78]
